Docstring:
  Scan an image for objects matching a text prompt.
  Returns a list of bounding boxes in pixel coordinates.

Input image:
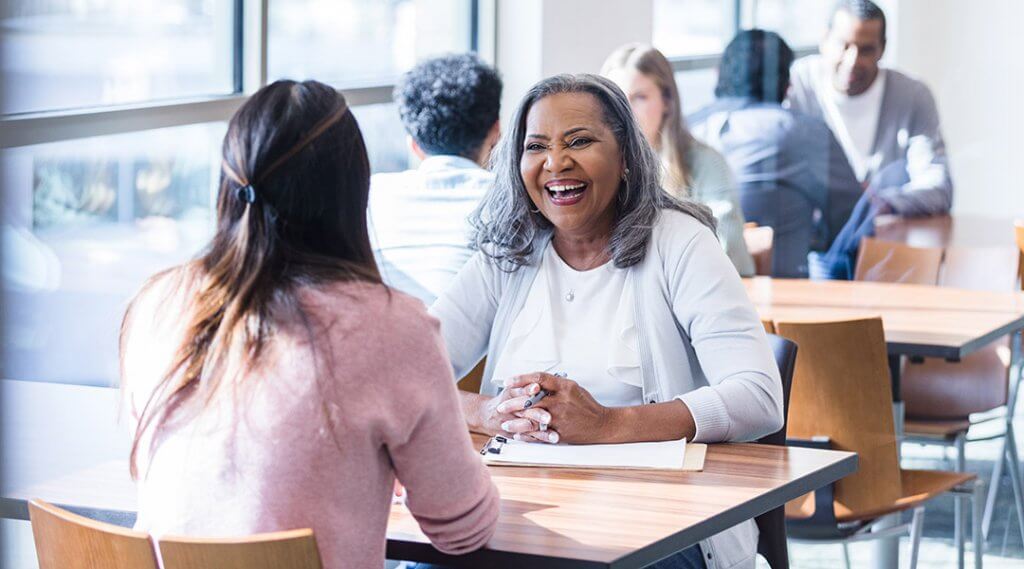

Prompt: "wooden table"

[875,214,1018,249]
[745,276,1024,569]
[744,277,1024,359]
[1,380,856,568]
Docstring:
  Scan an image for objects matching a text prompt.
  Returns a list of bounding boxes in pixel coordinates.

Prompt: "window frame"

[0,0,494,149]
[663,0,818,75]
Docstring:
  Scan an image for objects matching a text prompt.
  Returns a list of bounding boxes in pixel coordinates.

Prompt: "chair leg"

[1004,424,1024,546]
[842,543,852,569]
[954,433,966,562]
[972,480,985,569]
[982,435,1005,540]
[908,507,925,569]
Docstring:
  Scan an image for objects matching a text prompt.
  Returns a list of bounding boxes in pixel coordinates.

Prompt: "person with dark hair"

[369,53,502,304]
[120,80,498,569]
[423,74,783,569]
[601,44,755,277]
[689,29,862,277]
[789,0,953,216]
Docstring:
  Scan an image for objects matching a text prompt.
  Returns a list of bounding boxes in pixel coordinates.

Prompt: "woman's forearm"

[602,400,696,443]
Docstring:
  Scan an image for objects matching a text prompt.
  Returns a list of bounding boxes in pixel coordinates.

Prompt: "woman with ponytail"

[119,80,498,568]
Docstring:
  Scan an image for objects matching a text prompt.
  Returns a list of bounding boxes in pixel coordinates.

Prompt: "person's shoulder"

[789,55,820,85]
[687,141,733,183]
[310,280,434,331]
[653,208,716,246]
[369,169,420,198]
[882,67,937,102]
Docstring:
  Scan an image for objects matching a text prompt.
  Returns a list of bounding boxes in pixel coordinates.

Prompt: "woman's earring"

[621,167,630,181]
[529,205,541,213]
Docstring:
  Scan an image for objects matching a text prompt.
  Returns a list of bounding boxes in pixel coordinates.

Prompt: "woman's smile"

[544,178,589,206]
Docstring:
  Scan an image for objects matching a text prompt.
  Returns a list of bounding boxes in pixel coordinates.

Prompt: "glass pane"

[0,1,236,115]
[653,0,733,57]
[1,123,225,386]
[269,0,473,87]
[351,103,410,174]
[744,0,833,49]
[676,68,718,117]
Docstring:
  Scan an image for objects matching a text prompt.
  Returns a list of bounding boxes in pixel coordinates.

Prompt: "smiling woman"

[429,74,784,569]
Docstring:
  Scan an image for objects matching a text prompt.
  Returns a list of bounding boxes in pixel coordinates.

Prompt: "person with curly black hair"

[688,30,862,278]
[369,54,502,304]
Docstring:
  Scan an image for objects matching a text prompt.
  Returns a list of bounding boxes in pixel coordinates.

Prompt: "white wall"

[495,0,654,123]
[890,0,1024,217]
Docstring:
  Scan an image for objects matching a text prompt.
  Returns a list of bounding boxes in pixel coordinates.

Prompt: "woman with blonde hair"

[602,44,754,276]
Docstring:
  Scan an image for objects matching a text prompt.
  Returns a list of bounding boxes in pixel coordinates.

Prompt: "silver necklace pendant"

[565,289,575,302]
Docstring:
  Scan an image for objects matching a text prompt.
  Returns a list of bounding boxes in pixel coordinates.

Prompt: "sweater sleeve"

[667,223,785,442]
[429,252,501,379]
[384,308,499,555]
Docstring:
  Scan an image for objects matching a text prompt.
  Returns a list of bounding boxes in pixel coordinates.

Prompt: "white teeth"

[547,183,585,192]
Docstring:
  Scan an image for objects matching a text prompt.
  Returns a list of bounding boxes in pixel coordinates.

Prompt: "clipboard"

[479,435,707,471]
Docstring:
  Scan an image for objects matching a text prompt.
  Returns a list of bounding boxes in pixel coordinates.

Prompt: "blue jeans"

[405,544,706,569]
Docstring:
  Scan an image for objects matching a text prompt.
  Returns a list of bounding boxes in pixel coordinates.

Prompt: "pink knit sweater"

[121,275,499,568]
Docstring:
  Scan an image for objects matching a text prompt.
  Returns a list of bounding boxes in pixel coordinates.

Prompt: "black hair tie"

[236,185,257,204]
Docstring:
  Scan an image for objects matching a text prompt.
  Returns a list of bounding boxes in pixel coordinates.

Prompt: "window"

[652,0,734,58]
[269,0,474,87]
[0,0,237,115]
[654,0,826,119]
[2,123,224,385]
[0,1,483,386]
[741,0,833,49]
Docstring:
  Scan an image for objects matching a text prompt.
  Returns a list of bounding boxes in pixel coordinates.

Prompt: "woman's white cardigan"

[431,209,784,569]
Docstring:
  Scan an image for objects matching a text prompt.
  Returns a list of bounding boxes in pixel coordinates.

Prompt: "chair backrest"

[744,224,775,277]
[754,334,798,569]
[158,529,322,569]
[940,246,1019,292]
[28,499,158,569]
[761,319,776,334]
[457,357,486,393]
[1015,220,1024,289]
[854,237,943,284]
[775,318,902,521]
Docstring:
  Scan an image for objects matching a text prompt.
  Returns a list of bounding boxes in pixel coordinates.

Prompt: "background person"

[690,29,862,277]
[369,54,502,304]
[430,74,783,569]
[120,80,499,569]
[788,0,953,216]
[601,44,755,277]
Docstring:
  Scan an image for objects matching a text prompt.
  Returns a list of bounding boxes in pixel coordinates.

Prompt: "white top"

[820,69,887,181]
[490,243,643,407]
[368,155,492,304]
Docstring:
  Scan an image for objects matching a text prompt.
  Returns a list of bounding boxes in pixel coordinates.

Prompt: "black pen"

[522,371,565,409]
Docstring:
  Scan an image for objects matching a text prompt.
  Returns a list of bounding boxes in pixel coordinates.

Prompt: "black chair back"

[754,333,798,569]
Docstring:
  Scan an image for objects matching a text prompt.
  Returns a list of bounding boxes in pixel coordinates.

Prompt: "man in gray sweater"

[788,0,953,216]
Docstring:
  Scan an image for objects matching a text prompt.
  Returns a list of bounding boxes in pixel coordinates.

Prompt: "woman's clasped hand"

[494,372,619,444]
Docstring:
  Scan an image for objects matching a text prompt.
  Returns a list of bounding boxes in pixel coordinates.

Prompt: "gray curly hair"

[469,73,716,271]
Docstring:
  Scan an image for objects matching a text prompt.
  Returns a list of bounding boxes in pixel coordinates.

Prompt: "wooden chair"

[157,529,322,569]
[755,333,798,569]
[863,242,1024,543]
[457,358,486,393]
[744,223,775,276]
[776,318,982,569]
[1016,220,1024,285]
[28,499,159,569]
[853,237,943,284]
